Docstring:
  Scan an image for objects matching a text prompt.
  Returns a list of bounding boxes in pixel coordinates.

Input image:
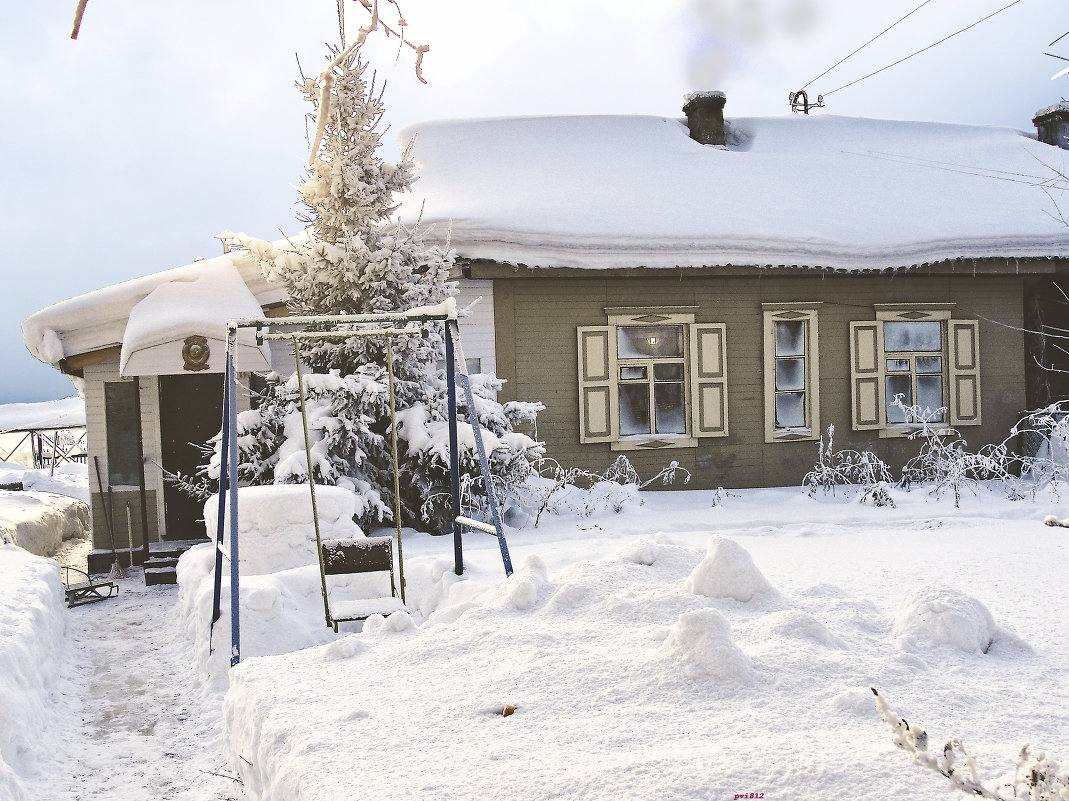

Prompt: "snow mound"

[204,484,364,576]
[618,538,658,565]
[0,546,65,800]
[893,585,1014,655]
[684,536,773,602]
[0,491,89,556]
[362,610,417,635]
[662,608,754,682]
[749,609,843,648]
[486,554,551,611]
[179,485,388,689]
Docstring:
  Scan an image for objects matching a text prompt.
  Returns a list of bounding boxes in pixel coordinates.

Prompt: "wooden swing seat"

[321,536,404,631]
[61,566,118,608]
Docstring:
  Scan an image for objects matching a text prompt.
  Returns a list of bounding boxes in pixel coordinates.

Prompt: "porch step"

[143,539,209,587]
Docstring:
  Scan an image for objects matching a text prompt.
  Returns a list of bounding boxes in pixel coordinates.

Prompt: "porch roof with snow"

[395,113,1069,272]
[22,248,288,374]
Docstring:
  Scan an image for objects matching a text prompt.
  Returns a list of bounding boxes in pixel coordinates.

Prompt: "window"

[850,305,980,435]
[763,304,820,442]
[577,307,728,449]
[104,381,142,486]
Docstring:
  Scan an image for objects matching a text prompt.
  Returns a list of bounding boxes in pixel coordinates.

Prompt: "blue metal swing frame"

[208,307,513,667]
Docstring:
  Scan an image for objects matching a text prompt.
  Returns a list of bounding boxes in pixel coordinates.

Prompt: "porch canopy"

[119,262,271,376]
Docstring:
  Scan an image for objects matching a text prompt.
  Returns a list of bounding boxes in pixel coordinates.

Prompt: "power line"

[801,0,934,91]
[822,0,1025,98]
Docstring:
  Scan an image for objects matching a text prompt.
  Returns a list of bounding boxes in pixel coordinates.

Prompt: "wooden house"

[394,95,1069,489]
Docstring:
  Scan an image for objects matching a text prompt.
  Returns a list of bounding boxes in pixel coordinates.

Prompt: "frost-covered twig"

[872,688,1069,800]
[307,0,429,162]
[803,424,895,506]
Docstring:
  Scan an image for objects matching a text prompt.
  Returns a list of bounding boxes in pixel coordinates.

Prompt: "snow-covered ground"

[3,482,1068,801]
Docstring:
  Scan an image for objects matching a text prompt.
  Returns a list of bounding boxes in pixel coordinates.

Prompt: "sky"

[1,0,1065,403]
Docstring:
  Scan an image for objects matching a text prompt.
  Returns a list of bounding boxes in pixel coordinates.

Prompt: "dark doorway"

[159,373,223,540]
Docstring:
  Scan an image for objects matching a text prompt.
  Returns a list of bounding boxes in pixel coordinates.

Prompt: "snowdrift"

[178,484,392,689]
[0,546,65,801]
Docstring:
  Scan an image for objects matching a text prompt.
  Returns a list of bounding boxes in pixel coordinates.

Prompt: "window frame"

[762,303,821,443]
[849,304,981,437]
[577,307,728,450]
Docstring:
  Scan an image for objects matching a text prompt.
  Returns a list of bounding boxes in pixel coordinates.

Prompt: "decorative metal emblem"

[182,335,210,372]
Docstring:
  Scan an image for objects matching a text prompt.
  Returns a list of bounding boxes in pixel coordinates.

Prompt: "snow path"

[23,567,236,801]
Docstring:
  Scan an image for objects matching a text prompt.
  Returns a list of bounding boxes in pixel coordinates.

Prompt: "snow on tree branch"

[307,0,430,163]
[872,688,1069,800]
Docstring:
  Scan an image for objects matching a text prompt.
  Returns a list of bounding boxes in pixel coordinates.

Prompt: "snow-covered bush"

[219,46,542,533]
[897,400,1013,508]
[872,688,1069,800]
[803,424,896,506]
[1008,401,1069,500]
[522,455,690,526]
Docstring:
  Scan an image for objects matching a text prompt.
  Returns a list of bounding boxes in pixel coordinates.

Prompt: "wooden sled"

[62,566,118,608]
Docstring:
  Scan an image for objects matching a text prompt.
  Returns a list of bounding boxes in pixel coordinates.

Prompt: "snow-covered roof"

[0,397,85,433]
[396,113,1069,271]
[119,261,272,375]
[22,245,290,367]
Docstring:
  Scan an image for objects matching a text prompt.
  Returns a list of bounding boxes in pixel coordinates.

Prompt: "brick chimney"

[1033,101,1069,149]
[683,91,727,146]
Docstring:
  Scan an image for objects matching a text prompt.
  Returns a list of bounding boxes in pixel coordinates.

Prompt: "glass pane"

[620,365,647,381]
[775,320,806,356]
[105,382,141,486]
[883,321,941,352]
[653,383,687,434]
[617,326,683,359]
[653,362,684,381]
[886,358,910,372]
[619,384,650,435]
[775,357,805,391]
[775,392,806,428]
[916,356,942,374]
[886,374,912,423]
[917,375,944,420]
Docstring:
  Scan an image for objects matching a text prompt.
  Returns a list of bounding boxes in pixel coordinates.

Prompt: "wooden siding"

[495,273,1027,490]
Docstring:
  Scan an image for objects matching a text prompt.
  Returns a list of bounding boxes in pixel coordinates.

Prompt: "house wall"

[494,271,1027,490]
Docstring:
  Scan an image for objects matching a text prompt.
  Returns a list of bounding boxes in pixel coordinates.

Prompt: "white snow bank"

[196,485,1069,800]
[203,484,364,576]
[684,535,774,602]
[662,607,754,682]
[893,585,1021,655]
[177,544,389,691]
[0,490,90,556]
[0,546,65,801]
[0,397,85,433]
[398,114,1069,270]
[182,484,393,689]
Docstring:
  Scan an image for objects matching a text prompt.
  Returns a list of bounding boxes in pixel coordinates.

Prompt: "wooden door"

[159,374,223,540]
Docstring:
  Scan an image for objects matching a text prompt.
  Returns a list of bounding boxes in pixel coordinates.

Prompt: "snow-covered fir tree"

[226,45,542,532]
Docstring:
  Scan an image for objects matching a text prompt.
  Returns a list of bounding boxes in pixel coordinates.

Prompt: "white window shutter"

[849,321,883,430]
[577,326,616,443]
[948,320,981,426]
[689,324,728,438]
